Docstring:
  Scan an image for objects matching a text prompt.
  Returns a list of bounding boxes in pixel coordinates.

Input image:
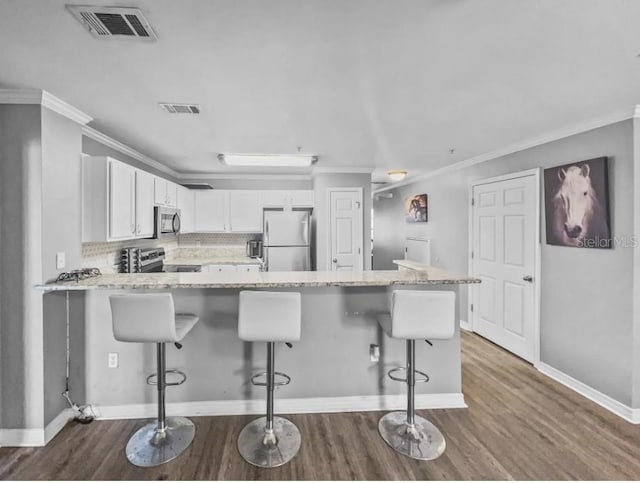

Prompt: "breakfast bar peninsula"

[38,268,479,419]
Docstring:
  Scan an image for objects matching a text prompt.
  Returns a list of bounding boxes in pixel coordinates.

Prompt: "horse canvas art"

[544,157,611,248]
[404,194,428,223]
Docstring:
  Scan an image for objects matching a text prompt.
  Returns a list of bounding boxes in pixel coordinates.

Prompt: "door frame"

[468,168,542,366]
[326,187,364,271]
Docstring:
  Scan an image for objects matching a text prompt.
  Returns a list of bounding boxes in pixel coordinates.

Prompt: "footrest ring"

[146,370,187,386]
[250,371,291,387]
[387,367,429,383]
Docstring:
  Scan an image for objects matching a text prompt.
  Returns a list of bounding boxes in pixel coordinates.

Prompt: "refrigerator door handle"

[301,219,309,245]
[264,220,269,246]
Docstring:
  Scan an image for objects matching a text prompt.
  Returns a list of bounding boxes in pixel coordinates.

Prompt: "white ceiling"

[2,0,640,182]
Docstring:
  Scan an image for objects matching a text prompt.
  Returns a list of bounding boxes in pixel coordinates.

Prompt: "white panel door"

[329,188,363,271]
[194,191,227,232]
[471,174,537,361]
[135,170,155,238]
[108,160,135,240]
[228,190,263,232]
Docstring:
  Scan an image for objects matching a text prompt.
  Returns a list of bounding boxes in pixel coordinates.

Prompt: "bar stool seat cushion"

[377,290,456,340]
[175,314,200,341]
[238,291,301,342]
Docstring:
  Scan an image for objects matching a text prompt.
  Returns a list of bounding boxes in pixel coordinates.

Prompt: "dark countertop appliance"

[120,247,201,273]
[246,239,263,259]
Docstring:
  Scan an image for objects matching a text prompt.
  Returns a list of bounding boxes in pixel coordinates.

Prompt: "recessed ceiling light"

[387,169,407,181]
[218,154,318,167]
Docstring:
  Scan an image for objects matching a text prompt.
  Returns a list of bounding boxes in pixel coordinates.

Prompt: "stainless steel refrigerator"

[263,210,312,271]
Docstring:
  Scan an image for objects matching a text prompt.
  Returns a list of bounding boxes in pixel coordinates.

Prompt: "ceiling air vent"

[66,5,158,41]
[159,103,201,114]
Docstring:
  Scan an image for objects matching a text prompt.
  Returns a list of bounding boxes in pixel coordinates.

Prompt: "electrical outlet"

[369,344,380,362]
[56,252,66,269]
[108,352,118,368]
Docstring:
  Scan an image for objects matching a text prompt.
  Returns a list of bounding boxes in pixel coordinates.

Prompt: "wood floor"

[2,331,640,480]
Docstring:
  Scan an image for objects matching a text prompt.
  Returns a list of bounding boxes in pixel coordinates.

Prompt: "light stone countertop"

[36,268,480,291]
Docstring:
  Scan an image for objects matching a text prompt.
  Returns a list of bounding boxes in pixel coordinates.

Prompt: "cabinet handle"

[131,224,135,234]
[137,223,141,234]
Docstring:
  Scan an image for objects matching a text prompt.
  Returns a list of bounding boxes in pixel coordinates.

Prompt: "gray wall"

[41,109,84,426]
[84,286,461,407]
[374,120,634,406]
[0,105,44,429]
[313,173,372,271]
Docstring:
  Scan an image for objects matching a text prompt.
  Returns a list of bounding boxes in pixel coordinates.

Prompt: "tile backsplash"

[82,233,261,273]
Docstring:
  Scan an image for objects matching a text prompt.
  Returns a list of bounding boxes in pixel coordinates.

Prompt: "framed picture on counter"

[404,194,428,223]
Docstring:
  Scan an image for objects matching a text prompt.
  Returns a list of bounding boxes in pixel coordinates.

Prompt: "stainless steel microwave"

[154,207,181,238]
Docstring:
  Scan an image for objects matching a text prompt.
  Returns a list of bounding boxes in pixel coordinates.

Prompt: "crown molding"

[373,104,639,194]
[82,125,179,178]
[176,172,313,181]
[0,88,92,125]
[312,166,374,174]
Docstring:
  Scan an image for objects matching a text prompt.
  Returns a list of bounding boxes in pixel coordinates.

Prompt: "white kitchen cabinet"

[194,190,227,232]
[154,177,178,207]
[109,160,136,240]
[177,186,195,233]
[83,156,152,242]
[228,190,263,233]
[135,170,155,238]
[204,264,237,273]
[262,190,314,208]
[236,264,261,273]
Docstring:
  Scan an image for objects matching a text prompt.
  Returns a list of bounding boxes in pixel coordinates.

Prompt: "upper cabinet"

[228,191,263,233]
[135,170,155,238]
[154,176,178,208]
[194,190,227,232]
[176,186,195,233]
[82,156,155,242]
[263,190,314,208]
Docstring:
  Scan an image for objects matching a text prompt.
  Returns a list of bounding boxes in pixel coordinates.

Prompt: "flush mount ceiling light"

[218,154,318,167]
[387,169,408,181]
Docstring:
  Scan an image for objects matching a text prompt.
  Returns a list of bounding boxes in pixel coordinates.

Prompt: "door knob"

[332,258,338,263]
[523,275,533,282]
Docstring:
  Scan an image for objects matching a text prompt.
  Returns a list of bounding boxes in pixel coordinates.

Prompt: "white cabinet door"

[195,191,228,232]
[109,160,135,240]
[263,190,289,207]
[166,182,178,208]
[228,190,263,233]
[177,186,195,233]
[205,264,237,272]
[290,190,314,207]
[236,264,261,273]
[154,177,167,205]
[135,170,155,238]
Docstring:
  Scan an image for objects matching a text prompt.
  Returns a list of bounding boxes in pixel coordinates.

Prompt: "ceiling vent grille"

[159,103,201,114]
[66,5,158,41]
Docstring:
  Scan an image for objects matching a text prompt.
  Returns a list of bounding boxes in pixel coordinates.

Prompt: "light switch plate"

[370,344,380,362]
[56,252,66,269]
[108,353,119,368]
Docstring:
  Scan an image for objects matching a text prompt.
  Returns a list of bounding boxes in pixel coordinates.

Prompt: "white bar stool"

[237,290,302,468]
[377,290,455,461]
[109,293,199,467]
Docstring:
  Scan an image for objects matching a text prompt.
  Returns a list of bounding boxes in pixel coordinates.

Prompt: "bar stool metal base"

[378,411,446,461]
[237,416,301,468]
[125,416,195,467]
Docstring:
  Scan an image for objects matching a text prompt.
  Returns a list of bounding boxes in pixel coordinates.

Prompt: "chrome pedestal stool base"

[126,416,195,467]
[237,416,301,468]
[378,411,446,461]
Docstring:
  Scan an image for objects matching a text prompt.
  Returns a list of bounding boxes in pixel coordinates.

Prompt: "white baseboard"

[460,319,472,332]
[537,362,640,424]
[0,408,75,448]
[93,393,467,420]
[0,428,45,447]
[44,408,75,444]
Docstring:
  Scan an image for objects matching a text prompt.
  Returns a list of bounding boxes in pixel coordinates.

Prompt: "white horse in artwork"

[550,163,609,246]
